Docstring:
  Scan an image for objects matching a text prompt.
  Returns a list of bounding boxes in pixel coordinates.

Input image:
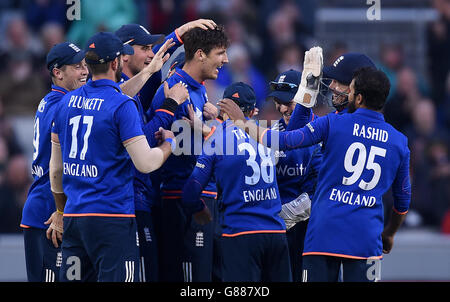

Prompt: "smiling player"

[20,42,87,282]
[148,25,229,282]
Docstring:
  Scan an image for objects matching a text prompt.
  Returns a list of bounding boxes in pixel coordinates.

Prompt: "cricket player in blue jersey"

[20,42,87,282]
[48,32,177,282]
[220,67,411,282]
[117,19,217,113]
[114,20,216,282]
[148,25,229,282]
[183,82,292,282]
[267,69,323,282]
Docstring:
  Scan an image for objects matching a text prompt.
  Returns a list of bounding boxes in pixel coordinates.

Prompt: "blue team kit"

[263,108,411,259]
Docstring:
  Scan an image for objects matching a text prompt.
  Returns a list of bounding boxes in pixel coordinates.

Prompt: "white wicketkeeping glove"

[279,192,311,230]
[293,46,323,108]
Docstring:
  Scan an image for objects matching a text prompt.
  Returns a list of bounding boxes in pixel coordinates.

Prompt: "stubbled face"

[126,44,154,75]
[347,79,358,113]
[329,79,350,110]
[114,56,124,83]
[201,47,228,80]
[59,59,88,91]
[275,100,296,124]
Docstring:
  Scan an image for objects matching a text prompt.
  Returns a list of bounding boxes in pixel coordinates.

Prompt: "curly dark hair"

[182,24,230,61]
[352,67,391,111]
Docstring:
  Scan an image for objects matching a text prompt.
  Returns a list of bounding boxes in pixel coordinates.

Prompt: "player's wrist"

[164,137,176,152]
[160,98,179,113]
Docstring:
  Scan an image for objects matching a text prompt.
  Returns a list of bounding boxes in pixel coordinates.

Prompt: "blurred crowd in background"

[0,0,448,234]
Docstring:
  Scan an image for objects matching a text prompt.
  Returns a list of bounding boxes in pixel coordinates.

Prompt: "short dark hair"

[352,67,390,111]
[182,25,229,61]
[85,51,110,75]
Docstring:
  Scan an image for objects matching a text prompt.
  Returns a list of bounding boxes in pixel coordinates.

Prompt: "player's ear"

[248,108,256,118]
[355,92,363,106]
[196,49,205,62]
[52,67,63,81]
[111,57,120,71]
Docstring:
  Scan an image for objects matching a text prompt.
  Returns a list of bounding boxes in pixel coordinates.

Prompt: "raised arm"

[218,98,328,151]
[120,38,175,97]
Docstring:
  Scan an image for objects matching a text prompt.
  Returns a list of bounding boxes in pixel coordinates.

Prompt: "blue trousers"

[59,216,139,282]
[220,232,292,282]
[135,210,158,282]
[23,227,61,282]
[159,196,218,282]
[302,255,381,282]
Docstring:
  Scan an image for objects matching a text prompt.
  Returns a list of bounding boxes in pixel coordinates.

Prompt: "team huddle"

[20,19,411,282]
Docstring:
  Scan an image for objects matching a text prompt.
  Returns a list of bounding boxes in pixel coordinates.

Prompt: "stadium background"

[0,0,448,281]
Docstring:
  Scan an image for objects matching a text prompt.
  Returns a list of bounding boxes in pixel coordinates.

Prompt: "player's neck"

[182,61,204,84]
[91,70,117,83]
[358,104,382,113]
[121,64,134,79]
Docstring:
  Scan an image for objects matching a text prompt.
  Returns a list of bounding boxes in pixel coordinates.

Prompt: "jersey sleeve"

[391,146,411,214]
[182,154,216,214]
[152,30,183,54]
[263,114,330,151]
[146,84,166,120]
[114,99,145,143]
[302,145,323,198]
[286,104,313,131]
[142,98,178,147]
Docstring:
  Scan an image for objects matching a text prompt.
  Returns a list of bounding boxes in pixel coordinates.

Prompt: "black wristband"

[159,98,179,113]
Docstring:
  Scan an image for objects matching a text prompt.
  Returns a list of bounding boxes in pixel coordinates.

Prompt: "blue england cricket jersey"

[120,72,176,212]
[52,79,144,216]
[21,85,68,229]
[272,118,321,204]
[263,108,411,258]
[183,119,286,236]
[148,68,217,199]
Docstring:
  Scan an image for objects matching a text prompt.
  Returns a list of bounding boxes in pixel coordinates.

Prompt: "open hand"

[164,81,189,105]
[144,38,175,75]
[177,19,217,37]
[45,211,63,248]
[218,98,245,121]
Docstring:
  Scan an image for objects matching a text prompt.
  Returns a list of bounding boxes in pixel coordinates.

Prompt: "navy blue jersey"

[52,79,144,216]
[183,119,285,236]
[120,72,175,212]
[272,117,321,204]
[263,108,411,258]
[21,85,69,229]
[148,68,217,199]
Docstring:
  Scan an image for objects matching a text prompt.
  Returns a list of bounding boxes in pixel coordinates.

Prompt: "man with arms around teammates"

[48,32,178,282]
